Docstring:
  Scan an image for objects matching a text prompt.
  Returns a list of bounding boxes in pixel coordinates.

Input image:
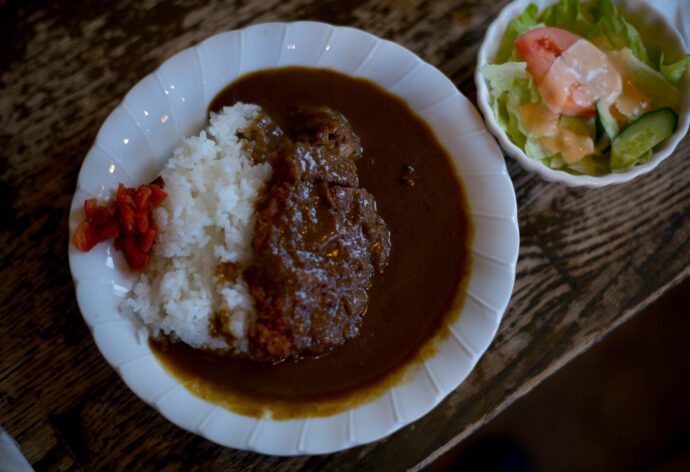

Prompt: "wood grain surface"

[2,0,689,470]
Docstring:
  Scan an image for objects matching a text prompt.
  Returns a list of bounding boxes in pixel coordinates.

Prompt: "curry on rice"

[146,67,473,417]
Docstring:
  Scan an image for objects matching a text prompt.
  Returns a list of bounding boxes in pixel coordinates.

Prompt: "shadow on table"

[429,276,690,472]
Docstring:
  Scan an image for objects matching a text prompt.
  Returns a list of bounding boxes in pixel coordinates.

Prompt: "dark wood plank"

[1,0,688,470]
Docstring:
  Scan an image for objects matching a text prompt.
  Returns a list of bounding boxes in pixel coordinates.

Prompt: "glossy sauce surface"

[150,67,473,418]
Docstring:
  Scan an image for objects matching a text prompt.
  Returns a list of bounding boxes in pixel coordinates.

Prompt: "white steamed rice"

[119,103,272,351]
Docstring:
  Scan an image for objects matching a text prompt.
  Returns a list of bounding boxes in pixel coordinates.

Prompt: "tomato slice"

[515,27,580,85]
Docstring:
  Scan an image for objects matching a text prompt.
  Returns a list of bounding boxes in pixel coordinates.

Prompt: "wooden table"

[2,1,689,470]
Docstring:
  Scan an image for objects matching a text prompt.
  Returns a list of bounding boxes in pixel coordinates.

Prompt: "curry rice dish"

[128,67,472,417]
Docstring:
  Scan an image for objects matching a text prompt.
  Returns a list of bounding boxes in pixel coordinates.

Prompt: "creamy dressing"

[520,102,559,136]
[522,39,654,164]
[541,128,594,163]
[613,79,650,119]
[520,101,595,164]
[520,100,596,163]
[539,39,622,115]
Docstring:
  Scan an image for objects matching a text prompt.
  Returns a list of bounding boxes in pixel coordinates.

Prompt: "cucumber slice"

[610,108,677,172]
[595,100,619,141]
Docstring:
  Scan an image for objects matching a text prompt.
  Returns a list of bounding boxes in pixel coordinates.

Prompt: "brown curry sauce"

[149,67,473,419]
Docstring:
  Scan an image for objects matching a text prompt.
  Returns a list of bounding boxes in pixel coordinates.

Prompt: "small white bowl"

[475,0,690,187]
[69,22,519,455]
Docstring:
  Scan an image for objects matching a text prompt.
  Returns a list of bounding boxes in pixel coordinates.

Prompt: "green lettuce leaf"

[583,0,650,65]
[539,0,592,36]
[482,63,529,147]
[566,154,610,175]
[547,155,566,169]
[659,52,690,86]
[525,136,555,160]
[496,4,543,64]
[610,48,680,110]
[482,62,555,161]
[481,62,530,92]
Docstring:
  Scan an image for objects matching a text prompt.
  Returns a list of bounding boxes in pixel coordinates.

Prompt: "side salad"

[482,0,689,175]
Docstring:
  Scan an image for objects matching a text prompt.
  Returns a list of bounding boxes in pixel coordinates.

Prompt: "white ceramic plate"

[475,0,690,187]
[68,22,519,455]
